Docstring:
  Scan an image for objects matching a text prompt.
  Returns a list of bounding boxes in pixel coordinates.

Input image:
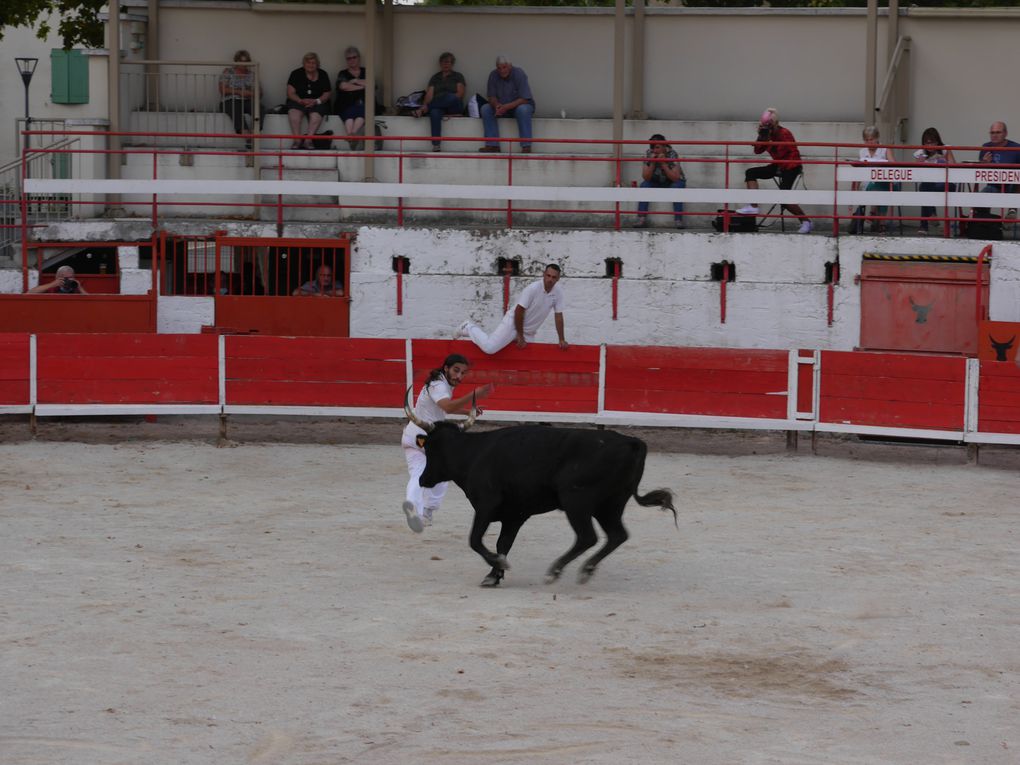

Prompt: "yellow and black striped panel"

[862,252,986,263]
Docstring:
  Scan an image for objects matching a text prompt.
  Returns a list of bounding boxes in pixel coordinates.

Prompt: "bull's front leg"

[469,511,510,586]
[480,517,524,587]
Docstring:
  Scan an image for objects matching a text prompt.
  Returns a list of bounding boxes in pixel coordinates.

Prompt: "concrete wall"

[5,220,1019,350]
[348,226,1020,351]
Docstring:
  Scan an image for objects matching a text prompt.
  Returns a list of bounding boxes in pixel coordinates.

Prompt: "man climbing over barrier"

[455,263,569,354]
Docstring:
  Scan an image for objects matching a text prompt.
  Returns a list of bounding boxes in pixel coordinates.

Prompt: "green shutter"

[50,49,89,105]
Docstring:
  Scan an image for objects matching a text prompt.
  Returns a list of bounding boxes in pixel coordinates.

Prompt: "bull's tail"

[629,440,678,528]
[634,488,677,527]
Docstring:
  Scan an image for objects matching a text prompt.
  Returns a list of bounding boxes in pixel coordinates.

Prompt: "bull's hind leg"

[577,511,629,583]
[545,511,598,583]
[481,518,524,587]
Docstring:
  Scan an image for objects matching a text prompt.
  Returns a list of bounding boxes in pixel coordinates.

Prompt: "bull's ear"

[460,391,477,431]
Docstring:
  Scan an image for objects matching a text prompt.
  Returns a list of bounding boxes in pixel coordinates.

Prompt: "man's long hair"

[426,353,470,388]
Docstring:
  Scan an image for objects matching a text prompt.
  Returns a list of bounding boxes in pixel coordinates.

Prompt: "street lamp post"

[15,57,39,156]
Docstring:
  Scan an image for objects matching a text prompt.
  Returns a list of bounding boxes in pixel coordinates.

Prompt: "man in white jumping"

[455,263,569,353]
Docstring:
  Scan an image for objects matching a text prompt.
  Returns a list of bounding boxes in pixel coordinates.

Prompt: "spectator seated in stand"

[27,265,88,294]
[219,49,261,149]
[633,133,687,229]
[414,52,466,153]
[736,107,812,234]
[478,55,534,154]
[286,52,331,150]
[914,126,956,235]
[335,46,368,150]
[977,121,1020,219]
[292,264,344,297]
[848,124,898,235]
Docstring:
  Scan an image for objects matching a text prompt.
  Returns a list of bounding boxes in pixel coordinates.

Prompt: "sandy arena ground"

[1,419,1018,764]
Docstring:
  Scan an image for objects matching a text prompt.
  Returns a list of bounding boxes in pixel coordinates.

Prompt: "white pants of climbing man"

[466,314,533,355]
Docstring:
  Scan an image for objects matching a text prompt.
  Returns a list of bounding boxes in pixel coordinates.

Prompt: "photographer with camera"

[633,133,686,228]
[27,265,88,295]
[737,107,812,234]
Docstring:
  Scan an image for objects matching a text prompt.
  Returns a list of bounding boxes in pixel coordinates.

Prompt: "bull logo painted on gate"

[909,296,934,324]
[988,335,1016,362]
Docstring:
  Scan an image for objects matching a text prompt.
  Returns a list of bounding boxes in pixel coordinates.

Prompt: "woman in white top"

[401,353,493,532]
[850,125,897,234]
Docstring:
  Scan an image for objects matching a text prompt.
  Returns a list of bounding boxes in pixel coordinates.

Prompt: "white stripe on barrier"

[814,422,964,441]
[34,404,222,417]
[964,431,1020,445]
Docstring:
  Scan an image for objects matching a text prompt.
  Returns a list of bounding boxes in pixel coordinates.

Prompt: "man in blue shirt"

[979,121,1020,217]
[479,56,535,154]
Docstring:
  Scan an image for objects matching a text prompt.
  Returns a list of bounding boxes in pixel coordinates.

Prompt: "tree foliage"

[0,0,107,49]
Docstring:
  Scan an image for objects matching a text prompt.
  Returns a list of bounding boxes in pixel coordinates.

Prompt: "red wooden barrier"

[0,295,155,333]
[976,360,1020,435]
[818,351,966,431]
[36,334,218,404]
[416,340,600,413]
[226,336,406,407]
[0,333,31,407]
[604,346,790,418]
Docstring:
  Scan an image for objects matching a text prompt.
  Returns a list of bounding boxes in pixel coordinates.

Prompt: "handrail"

[875,35,911,143]
[15,128,1020,237]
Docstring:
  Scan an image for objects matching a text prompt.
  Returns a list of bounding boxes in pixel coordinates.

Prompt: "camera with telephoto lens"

[58,278,78,293]
[757,124,773,141]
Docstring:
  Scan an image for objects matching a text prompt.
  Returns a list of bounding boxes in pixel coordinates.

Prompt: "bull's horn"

[460,391,477,431]
[404,386,433,432]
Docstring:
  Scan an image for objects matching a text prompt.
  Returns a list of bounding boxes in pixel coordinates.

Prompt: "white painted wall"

[4,223,1017,350]
[349,226,1020,351]
[157,295,214,333]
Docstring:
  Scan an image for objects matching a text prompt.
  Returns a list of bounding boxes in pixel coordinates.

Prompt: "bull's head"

[989,335,1016,362]
[909,296,934,324]
[403,386,478,432]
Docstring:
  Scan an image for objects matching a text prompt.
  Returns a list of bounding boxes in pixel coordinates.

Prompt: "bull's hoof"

[493,554,510,571]
[480,573,503,587]
[544,567,562,584]
[577,566,596,584]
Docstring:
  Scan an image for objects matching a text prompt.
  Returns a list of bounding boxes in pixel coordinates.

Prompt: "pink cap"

[759,110,773,126]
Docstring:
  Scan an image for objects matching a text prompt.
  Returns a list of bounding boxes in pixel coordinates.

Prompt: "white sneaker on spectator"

[453,321,471,340]
[737,205,759,215]
[798,220,813,234]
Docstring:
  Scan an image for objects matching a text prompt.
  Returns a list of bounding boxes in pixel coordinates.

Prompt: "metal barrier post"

[506,145,513,229]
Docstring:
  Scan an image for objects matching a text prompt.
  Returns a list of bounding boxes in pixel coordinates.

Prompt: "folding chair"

[757,171,806,232]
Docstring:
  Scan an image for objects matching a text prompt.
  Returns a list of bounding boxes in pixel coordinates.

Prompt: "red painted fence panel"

[36,334,218,404]
[819,351,966,430]
[976,360,1020,435]
[226,336,406,407]
[0,333,31,406]
[414,340,601,413]
[604,346,790,419]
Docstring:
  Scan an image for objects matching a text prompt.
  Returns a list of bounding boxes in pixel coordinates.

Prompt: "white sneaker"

[453,320,471,340]
[737,205,759,215]
[422,507,435,527]
[402,501,424,533]
[798,220,813,234]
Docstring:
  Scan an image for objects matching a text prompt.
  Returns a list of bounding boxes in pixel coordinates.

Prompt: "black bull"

[415,418,677,587]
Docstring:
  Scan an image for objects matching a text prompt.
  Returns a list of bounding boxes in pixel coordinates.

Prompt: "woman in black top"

[335,46,367,150]
[286,52,331,149]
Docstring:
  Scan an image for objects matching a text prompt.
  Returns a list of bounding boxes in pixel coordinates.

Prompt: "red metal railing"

[16,127,1020,240]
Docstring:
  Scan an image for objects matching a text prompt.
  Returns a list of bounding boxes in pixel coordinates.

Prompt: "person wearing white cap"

[737,107,812,234]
